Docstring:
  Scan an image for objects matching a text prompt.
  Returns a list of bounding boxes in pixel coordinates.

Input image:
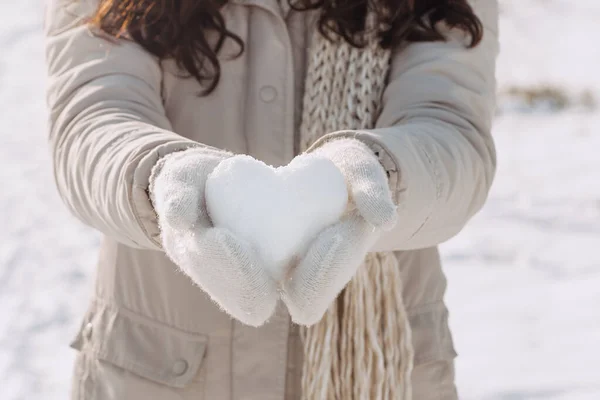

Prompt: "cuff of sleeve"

[309,127,440,250]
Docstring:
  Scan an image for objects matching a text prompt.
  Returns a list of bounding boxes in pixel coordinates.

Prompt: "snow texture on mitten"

[150,148,279,327]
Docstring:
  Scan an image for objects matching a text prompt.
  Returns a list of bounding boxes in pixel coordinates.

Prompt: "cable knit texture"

[293,14,414,400]
[149,148,279,327]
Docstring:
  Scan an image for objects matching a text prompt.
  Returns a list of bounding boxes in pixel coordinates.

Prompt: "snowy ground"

[1,1,599,399]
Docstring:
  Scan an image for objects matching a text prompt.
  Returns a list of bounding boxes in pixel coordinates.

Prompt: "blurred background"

[1,0,599,399]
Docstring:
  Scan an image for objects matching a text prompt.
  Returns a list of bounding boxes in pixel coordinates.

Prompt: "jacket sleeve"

[315,0,499,251]
[45,1,205,250]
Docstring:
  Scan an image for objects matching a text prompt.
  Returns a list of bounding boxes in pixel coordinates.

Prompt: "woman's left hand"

[281,139,398,326]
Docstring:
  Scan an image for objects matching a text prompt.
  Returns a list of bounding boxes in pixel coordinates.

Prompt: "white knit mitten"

[313,138,397,228]
[150,148,279,327]
[281,139,398,325]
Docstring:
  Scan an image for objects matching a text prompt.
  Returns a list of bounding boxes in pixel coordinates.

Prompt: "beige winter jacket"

[45,0,499,398]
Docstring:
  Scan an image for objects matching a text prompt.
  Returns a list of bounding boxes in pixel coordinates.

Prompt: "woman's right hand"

[149,148,279,327]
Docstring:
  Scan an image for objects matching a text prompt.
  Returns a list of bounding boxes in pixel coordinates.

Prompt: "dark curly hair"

[91,0,483,94]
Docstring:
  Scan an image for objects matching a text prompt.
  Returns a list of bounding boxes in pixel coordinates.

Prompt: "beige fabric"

[45,0,499,398]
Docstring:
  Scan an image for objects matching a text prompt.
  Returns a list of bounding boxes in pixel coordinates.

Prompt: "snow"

[1,3,100,399]
[496,0,600,95]
[1,0,599,399]
[206,154,348,280]
[444,112,600,400]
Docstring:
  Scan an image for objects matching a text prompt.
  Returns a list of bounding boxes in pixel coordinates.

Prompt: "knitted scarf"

[297,15,415,400]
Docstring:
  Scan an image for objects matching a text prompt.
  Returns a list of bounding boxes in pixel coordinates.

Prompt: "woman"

[45,0,498,398]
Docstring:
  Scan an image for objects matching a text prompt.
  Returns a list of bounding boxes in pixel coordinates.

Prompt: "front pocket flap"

[88,301,208,388]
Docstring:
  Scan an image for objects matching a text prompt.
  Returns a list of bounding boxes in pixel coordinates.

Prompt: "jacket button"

[259,86,277,103]
[172,359,189,377]
[83,322,93,340]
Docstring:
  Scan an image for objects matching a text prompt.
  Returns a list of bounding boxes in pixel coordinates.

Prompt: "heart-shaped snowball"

[205,153,348,280]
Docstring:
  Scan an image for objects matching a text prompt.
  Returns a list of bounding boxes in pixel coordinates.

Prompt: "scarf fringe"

[300,254,414,400]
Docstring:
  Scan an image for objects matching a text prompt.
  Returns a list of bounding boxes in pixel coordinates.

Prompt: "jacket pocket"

[70,300,208,395]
